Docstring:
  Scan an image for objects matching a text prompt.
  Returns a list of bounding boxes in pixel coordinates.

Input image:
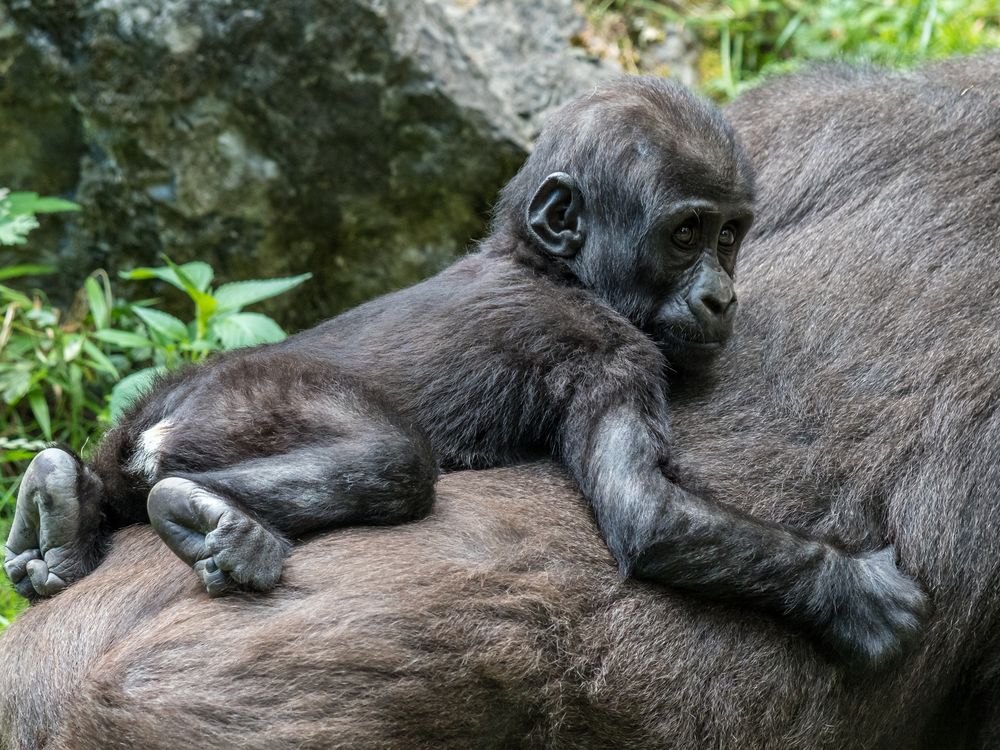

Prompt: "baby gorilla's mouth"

[652,328,730,374]
[657,328,728,350]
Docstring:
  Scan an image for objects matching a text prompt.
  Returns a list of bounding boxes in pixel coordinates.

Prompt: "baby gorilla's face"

[643,195,753,371]
[582,190,753,374]
[514,74,756,374]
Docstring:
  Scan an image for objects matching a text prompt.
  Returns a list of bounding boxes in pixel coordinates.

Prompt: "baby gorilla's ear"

[526,172,586,257]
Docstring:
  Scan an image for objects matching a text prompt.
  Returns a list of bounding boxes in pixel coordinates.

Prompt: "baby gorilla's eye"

[719,225,737,248]
[673,222,697,247]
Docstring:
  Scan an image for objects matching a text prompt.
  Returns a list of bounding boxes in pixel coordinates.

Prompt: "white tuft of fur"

[126,420,173,481]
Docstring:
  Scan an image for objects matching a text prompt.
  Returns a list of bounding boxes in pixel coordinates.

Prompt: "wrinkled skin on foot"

[3,448,101,599]
[147,477,290,596]
[3,449,290,599]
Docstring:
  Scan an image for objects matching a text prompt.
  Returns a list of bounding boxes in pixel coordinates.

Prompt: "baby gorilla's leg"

[3,448,104,599]
[148,424,437,595]
[4,370,438,598]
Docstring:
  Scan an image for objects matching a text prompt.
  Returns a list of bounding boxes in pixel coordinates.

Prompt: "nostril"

[699,292,732,317]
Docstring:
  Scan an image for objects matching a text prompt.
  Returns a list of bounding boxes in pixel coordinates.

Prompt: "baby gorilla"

[4,77,926,667]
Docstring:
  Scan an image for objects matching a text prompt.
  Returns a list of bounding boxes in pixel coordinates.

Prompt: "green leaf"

[0,265,56,281]
[1,448,38,463]
[25,306,56,327]
[172,260,214,293]
[0,214,39,245]
[132,306,188,342]
[180,339,220,354]
[62,334,83,362]
[93,329,155,350]
[160,256,216,303]
[81,339,119,378]
[212,313,286,350]
[24,197,81,214]
[84,276,110,329]
[214,273,312,312]
[110,366,164,423]
[0,367,31,404]
[161,256,217,339]
[27,390,52,440]
[120,266,174,283]
[6,192,81,215]
[0,283,32,307]
[124,257,217,340]
[120,260,214,294]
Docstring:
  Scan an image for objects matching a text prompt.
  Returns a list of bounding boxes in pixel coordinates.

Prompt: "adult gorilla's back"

[2,57,999,749]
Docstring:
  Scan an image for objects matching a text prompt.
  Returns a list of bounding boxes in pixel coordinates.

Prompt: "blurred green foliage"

[0,190,310,625]
[586,0,1000,98]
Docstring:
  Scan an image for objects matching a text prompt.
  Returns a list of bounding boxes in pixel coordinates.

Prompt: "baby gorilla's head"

[495,76,756,370]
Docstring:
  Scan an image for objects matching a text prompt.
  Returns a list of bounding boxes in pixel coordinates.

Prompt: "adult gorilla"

[1,56,999,749]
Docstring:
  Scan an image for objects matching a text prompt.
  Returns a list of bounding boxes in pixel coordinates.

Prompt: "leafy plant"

[0,189,80,246]
[0,267,131,449]
[0,189,81,625]
[0,189,312,627]
[111,257,311,419]
[0,194,94,453]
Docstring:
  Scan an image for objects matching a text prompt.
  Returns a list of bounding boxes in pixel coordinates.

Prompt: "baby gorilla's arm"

[563,401,929,668]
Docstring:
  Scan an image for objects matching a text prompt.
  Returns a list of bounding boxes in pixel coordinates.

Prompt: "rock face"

[0,0,615,327]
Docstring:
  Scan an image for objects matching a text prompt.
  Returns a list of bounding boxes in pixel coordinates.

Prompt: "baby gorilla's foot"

[147,477,289,596]
[3,448,98,599]
[813,546,930,668]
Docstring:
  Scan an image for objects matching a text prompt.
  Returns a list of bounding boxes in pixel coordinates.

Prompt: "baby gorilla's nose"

[687,272,737,337]
[695,286,736,317]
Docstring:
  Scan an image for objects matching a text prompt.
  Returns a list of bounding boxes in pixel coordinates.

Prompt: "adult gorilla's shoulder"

[724,56,1000,245]
[2,56,1000,750]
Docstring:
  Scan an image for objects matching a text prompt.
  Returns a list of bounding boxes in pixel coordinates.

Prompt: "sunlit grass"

[585,0,1000,98]
[0,579,25,630]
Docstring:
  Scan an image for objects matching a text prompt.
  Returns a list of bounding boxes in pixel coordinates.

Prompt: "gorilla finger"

[12,575,38,600]
[26,558,67,597]
[195,558,230,597]
[3,548,40,584]
[5,491,41,555]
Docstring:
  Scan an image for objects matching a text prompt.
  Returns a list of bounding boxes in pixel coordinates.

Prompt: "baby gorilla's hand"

[809,547,929,668]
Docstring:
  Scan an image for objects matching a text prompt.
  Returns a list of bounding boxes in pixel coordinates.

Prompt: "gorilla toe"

[148,477,289,596]
[3,447,94,598]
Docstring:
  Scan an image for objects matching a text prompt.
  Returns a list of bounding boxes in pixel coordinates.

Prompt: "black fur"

[4,76,924,665]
